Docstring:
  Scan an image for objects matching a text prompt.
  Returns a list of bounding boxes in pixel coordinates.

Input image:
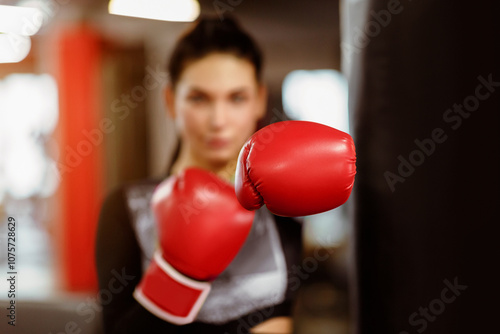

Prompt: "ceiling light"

[109,0,200,22]
[0,4,43,36]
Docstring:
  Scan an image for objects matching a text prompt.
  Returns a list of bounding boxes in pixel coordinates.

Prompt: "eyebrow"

[188,86,250,95]
[228,88,250,94]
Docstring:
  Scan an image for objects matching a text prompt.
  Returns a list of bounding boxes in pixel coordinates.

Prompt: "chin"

[205,152,236,168]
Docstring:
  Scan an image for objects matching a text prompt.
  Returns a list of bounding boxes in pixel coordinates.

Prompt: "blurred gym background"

[0,1,351,333]
[1,1,499,334]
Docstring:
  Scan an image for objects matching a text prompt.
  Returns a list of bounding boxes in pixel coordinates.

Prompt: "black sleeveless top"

[95,178,302,334]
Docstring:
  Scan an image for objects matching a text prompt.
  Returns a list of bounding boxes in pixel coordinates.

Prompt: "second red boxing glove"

[235,120,356,217]
[134,168,255,324]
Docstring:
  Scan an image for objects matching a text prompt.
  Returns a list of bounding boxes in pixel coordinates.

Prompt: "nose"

[209,101,229,129]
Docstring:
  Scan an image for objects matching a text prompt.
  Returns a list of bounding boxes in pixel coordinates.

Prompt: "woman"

[95,16,302,334]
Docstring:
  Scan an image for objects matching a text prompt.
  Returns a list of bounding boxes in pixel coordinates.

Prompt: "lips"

[206,138,231,149]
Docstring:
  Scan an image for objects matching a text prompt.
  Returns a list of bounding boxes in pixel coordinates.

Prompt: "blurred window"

[282,69,350,248]
[282,69,349,133]
[0,73,59,299]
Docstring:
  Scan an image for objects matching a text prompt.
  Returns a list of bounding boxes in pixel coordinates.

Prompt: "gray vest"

[124,183,288,324]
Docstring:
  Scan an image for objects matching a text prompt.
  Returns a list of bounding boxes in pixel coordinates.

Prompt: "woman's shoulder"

[99,177,164,232]
[102,178,163,206]
[98,178,164,266]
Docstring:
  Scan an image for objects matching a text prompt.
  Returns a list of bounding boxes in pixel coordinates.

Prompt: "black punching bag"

[343,0,500,333]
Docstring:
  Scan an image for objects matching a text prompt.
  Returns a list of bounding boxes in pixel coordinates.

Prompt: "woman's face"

[167,53,266,171]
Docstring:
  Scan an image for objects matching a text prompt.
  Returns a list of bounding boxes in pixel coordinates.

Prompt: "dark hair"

[167,15,263,88]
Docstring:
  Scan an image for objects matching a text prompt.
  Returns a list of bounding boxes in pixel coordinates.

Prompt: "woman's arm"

[96,185,185,334]
[95,186,144,333]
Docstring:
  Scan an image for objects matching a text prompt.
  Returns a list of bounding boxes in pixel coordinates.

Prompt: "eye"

[187,94,207,103]
[230,94,247,103]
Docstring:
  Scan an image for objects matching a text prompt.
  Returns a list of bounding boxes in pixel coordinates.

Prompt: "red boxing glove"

[235,120,356,217]
[134,168,254,324]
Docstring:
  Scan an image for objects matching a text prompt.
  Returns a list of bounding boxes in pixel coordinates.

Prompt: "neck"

[170,145,236,183]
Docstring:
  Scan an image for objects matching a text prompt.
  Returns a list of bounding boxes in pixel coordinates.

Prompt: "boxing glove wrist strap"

[133,250,211,325]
